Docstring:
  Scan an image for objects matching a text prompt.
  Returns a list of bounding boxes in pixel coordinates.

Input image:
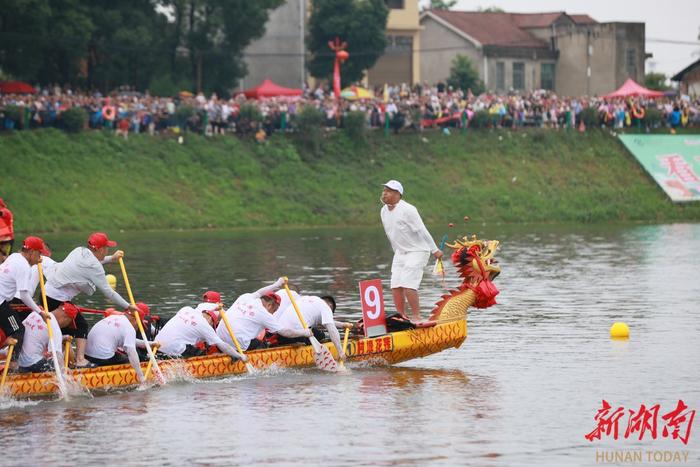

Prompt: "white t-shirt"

[216,293,284,350]
[156,304,225,356]
[276,295,334,331]
[0,252,31,303]
[380,199,439,254]
[86,315,136,359]
[46,247,130,308]
[14,256,56,299]
[275,289,300,317]
[17,311,63,368]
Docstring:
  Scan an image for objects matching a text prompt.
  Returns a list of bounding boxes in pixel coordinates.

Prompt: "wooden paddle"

[118,258,165,385]
[63,336,73,370]
[282,278,338,372]
[338,327,350,371]
[0,340,15,392]
[38,261,70,399]
[217,304,256,374]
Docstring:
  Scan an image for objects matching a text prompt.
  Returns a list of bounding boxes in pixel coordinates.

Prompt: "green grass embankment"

[2,128,699,233]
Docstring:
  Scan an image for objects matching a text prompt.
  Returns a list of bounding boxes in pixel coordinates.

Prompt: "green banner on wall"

[619,135,700,203]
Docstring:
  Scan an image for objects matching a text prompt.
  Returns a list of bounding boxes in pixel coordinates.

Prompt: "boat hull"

[2,319,467,398]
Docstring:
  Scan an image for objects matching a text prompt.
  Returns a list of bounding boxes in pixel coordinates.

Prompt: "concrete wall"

[484,56,554,92]
[555,22,645,96]
[240,0,305,90]
[419,16,481,85]
[680,68,700,96]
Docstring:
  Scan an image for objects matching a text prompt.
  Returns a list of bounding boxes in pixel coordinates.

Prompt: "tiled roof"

[511,12,567,28]
[428,10,548,48]
[426,10,598,48]
[569,14,598,25]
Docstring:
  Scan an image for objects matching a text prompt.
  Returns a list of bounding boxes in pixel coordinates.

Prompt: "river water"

[1,223,699,466]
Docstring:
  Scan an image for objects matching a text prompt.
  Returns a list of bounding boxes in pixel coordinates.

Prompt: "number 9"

[364,285,381,319]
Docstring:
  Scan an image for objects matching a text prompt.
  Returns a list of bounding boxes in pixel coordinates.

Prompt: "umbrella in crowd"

[340,86,375,100]
[0,81,36,94]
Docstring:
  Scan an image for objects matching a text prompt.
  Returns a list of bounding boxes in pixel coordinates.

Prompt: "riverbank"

[3,128,699,232]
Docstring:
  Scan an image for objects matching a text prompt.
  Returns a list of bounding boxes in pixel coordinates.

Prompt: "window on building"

[512,62,525,90]
[626,48,637,74]
[385,0,404,8]
[496,62,505,91]
[541,63,555,90]
[384,35,413,55]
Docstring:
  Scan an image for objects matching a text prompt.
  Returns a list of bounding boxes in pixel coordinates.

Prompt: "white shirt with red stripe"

[17,311,63,368]
[156,304,225,356]
[86,314,136,359]
[216,293,284,351]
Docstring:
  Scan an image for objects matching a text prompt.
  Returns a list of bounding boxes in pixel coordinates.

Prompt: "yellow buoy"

[610,322,630,339]
[106,274,117,290]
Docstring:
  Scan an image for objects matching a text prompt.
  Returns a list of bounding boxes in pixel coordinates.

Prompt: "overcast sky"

[422,0,700,78]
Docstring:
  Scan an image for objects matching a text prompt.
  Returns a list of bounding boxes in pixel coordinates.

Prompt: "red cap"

[202,309,220,328]
[22,236,51,256]
[264,292,281,306]
[202,291,221,304]
[88,232,117,249]
[135,302,150,320]
[61,302,79,328]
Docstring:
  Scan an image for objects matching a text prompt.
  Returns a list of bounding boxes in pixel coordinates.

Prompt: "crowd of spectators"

[1,82,698,137]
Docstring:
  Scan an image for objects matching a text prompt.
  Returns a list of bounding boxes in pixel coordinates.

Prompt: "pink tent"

[602,78,665,99]
[238,79,302,99]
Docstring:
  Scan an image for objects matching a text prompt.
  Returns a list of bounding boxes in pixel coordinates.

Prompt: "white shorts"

[391,251,430,290]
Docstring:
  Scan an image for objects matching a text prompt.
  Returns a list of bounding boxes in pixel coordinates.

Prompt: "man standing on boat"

[154,291,247,361]
[85,306,151,383]
[45,232,141,368]
[216,278,311,351]
[0,236,52,350]
[380,180,443,321]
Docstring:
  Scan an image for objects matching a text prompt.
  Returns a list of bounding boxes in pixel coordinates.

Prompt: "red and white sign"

[359,279,387,337]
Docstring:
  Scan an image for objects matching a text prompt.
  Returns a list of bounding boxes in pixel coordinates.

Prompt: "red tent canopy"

[238,79,302,99]
[602,78,664,99]
[0,81,37,94]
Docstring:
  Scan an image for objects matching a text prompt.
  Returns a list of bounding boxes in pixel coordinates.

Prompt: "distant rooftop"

[424,10,598,48]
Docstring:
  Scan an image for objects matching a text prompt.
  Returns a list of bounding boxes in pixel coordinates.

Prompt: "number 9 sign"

[359,279,387,337]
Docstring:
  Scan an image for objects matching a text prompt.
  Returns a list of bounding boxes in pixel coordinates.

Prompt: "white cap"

[383,180,404,195]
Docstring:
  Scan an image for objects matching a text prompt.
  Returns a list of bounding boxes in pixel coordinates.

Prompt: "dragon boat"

[1,235,500,399]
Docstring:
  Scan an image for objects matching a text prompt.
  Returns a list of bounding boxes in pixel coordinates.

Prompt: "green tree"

[644,72,670,91]
[0,0,92,85]
[163,0,283,94]
[307,0,389,85]
[477,6,505,12]
[83,0,169,91]
[424,0,457,10]
[447,54,484,95]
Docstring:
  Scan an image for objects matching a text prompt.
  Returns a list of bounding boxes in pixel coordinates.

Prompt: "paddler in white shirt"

[0,236,52,351]
[45,231,141,369]
[17,302,78,373]
[216,278,311,351]
[274,294,352,361]
[154,290,247,362]
[85,303,153,384]
[380,180,443,321]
